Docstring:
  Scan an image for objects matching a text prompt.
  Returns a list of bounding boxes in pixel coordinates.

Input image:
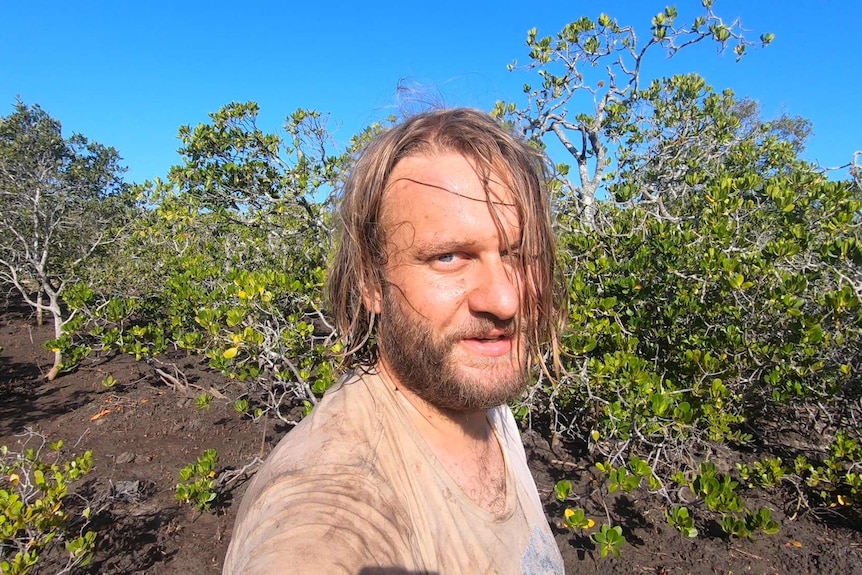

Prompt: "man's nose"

[467,258,520,321]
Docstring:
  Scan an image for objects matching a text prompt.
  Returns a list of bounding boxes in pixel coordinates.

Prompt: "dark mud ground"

[1,302,861,574]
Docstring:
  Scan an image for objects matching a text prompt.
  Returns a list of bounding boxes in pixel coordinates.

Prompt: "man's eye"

[429,253,466,269]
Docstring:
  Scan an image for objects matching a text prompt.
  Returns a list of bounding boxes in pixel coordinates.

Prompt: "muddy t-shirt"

[223,370,565,575]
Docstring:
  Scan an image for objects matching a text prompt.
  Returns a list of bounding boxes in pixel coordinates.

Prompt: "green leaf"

[554,480,573,502]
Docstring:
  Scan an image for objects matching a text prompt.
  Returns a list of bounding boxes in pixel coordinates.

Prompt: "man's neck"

[378,364,509,515]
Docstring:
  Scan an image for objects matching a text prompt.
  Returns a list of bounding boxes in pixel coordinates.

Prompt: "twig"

[217,457,264,490]
[730,548,765,561]
[72,428,90,449]
[259,415,268,459]
[153,366,185,392]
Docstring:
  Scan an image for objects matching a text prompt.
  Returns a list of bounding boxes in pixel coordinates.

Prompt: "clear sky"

[2,1,859,184]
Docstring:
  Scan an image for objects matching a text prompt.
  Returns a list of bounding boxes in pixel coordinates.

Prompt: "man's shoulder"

[253,370,389,479]
[224,369,416,574]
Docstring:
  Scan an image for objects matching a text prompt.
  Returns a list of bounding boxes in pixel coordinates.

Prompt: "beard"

[377,287,529,412]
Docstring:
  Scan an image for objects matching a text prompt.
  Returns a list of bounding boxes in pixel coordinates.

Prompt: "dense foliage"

[65,102,359,423]
[0,434,95,575]
[0,100,129,379]
[491,3,861,534]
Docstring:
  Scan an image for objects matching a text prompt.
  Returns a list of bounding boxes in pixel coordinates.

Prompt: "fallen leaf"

[785,540,803,548]
[90,409,111,421]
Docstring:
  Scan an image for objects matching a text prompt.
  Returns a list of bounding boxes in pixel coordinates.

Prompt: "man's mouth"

[460,333,515,357]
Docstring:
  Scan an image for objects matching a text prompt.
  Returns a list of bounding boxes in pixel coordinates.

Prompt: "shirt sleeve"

[223,469,420,575]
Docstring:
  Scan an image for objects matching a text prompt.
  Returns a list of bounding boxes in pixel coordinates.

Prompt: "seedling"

[719,507,780,539]
[720,515,751,538]
[554,480,573,502]
[690,462,744,513]
[590,524,626,558]
[195,393,213,410]
[737,457,785,489]
[563,507,595,531]
[597,456,658,494]
[746,508,780,535]
[666,505,698,538]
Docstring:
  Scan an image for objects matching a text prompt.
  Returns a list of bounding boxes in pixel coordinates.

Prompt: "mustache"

[447,319,519,342]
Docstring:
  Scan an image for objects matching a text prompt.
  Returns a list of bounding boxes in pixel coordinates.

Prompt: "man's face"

[374,152,529,411]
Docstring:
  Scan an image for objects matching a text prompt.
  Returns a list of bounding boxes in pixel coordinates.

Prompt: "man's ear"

[361,280,382,315]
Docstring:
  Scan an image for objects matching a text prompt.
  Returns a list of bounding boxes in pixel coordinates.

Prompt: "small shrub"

[0,435,96,574]
[176,449,219,511]
[796,433,862,508]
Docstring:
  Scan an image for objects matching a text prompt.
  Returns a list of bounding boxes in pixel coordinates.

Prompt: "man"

[223,108,565,574]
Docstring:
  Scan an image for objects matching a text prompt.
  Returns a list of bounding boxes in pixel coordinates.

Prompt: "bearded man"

[223,108,566,574]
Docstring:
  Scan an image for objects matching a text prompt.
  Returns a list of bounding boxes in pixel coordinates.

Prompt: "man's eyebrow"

[411,237,522,257]
[411,238,478,257]
[390,176,517,207]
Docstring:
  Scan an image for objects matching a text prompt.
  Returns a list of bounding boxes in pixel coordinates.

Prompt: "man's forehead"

[378,153,524,254]
[387,176,516,209]
[384,153,516,207]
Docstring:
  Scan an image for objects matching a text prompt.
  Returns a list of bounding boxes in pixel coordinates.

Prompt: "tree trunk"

[46,350,61,381]
[36,287,44,326]
[45,297,63,381]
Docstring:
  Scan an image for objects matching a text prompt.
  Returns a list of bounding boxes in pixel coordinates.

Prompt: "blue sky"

[2,1,859,184]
